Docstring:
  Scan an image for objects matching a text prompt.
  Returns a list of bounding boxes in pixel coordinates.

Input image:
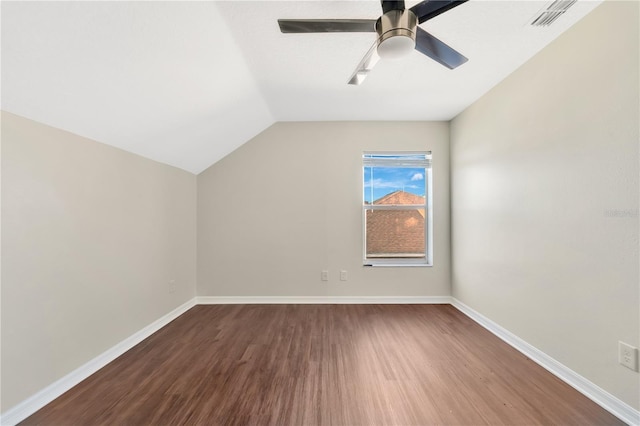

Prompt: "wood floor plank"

[21,304,624,425]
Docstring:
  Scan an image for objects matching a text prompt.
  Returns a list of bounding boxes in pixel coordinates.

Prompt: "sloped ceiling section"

[219,0,601,122]
[1,1,602,174]
[1,1,274,174]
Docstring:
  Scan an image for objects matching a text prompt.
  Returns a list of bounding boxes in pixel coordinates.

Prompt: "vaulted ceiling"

[1,1,602,174]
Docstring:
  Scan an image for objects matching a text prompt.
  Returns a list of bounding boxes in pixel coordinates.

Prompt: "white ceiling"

[1,1,602,174]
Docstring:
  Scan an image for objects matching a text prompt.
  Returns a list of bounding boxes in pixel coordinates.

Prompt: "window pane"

[365,208,426,258]
[363,166,426,204]
[362,151,431,266]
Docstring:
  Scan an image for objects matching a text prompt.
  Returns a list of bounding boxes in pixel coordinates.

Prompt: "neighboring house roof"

[373,190,425,207]
[366,191,426,257]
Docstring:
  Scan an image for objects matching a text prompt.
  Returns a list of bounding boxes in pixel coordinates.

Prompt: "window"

[363,152,432,266]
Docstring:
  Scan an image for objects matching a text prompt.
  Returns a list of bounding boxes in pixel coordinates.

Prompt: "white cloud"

[411,173,423,181]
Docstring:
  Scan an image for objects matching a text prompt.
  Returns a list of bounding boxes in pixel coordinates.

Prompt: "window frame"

[362,151,433,267]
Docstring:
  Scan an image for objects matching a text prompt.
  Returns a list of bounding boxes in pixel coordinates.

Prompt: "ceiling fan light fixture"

[375,9,417,60]
[377,35,415,59]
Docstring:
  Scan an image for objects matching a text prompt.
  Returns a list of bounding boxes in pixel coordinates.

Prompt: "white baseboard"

[0,298,197,426]
[451,298,640,426]
[196,295,452,304]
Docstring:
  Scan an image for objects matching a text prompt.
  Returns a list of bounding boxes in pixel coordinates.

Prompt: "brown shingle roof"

[373,190,425,206]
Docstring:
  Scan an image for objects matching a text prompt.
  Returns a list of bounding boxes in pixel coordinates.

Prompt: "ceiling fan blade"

[409,0,468,24]
[415,27,468,69]
[278,19,376,33]
[347,41,380,85]
[381,0,406,14]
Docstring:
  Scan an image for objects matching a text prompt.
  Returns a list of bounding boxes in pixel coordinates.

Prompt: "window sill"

[363,263,432,268]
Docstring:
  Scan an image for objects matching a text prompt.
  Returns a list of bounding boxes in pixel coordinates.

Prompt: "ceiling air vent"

[530,0,577,27]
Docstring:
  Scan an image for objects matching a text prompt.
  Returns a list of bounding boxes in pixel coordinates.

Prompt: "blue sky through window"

[363,166,426,203]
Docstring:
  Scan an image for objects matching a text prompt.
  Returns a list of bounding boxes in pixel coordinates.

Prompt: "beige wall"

[450,1,639,410]
[198,121,450,297]
[1,112,197,411]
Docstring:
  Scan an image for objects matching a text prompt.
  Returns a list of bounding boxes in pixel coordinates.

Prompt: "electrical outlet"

[168,280,176,294]
[619,341,638,371]
[321,270,329,281]
[340,270,348,281]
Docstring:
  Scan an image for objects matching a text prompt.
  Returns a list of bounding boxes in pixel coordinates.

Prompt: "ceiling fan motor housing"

[375,9,418,59]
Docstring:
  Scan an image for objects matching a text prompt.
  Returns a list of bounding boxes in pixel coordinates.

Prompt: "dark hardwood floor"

[22,304,623,425]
